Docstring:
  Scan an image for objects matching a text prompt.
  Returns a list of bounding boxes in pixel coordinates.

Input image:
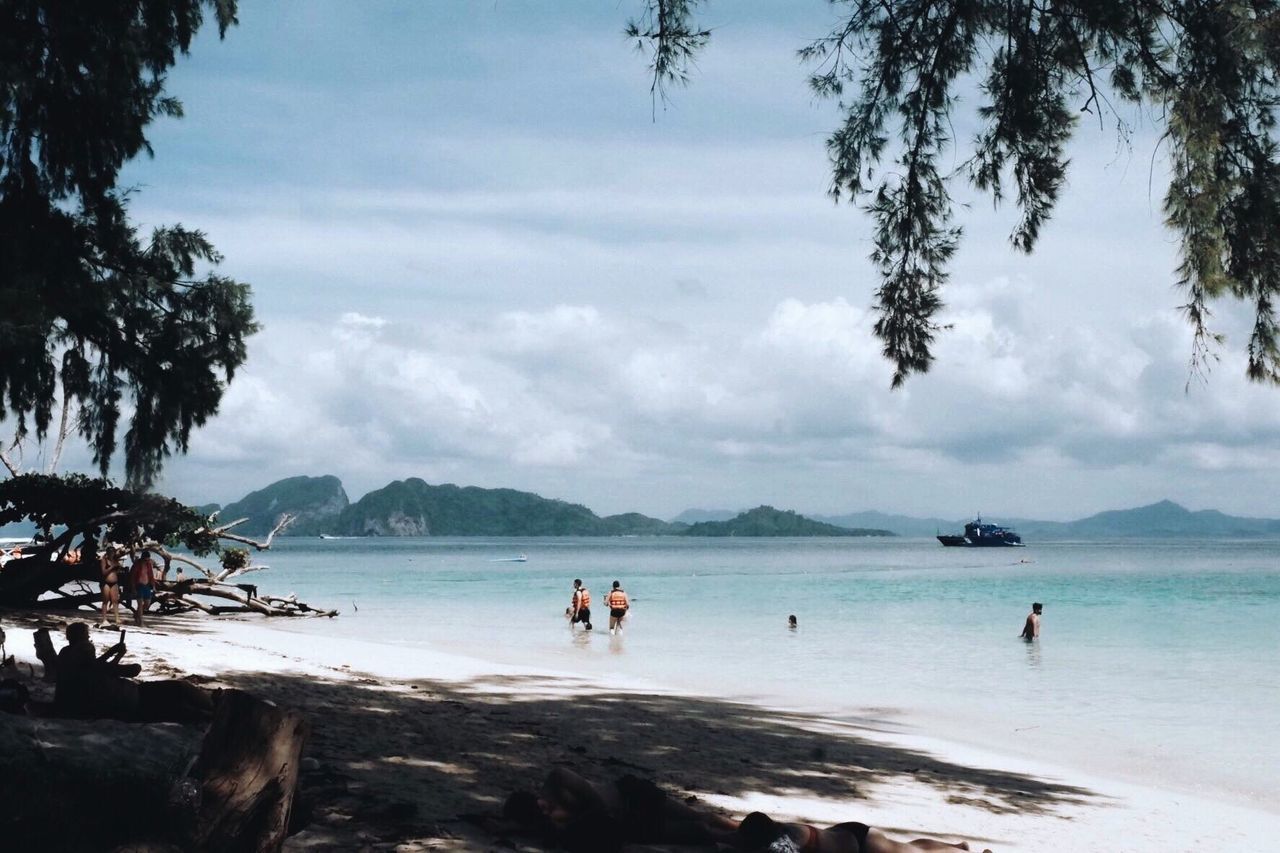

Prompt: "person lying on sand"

[734,810,992,853]
[504,770,989,853]
[503,767,738,852]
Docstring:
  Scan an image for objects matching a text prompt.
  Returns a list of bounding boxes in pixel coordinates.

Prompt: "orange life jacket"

[573,588,590,608]
[607,589,628,609]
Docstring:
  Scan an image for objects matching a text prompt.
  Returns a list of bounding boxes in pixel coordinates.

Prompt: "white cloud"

[88,3,1280,520]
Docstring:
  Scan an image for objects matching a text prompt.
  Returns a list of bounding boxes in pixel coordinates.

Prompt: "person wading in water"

[606,580,630,635]
[570,579,592,631]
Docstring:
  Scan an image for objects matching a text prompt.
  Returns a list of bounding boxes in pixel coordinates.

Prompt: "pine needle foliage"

[0,0,256,488]
[631,1,1280,387]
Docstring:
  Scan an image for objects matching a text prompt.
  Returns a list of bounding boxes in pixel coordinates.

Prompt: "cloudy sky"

[50,1,1280,520]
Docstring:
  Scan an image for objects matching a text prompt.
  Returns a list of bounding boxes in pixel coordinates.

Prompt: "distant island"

[682,506,892,537]
[203,476,895,538]
[97,475,1280,540]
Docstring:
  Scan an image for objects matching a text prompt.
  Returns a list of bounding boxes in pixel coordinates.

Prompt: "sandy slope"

[2,610,1276,852]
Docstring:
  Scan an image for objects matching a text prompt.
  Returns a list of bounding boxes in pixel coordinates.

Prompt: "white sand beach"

[3,610,1277,852]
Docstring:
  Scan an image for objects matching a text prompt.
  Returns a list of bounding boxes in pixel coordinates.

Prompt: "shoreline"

[259,609,1277,816]
[4,608,1277,851]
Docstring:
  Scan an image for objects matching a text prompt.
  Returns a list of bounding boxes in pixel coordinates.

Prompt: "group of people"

[98,546,165,628]
[503,768,990,853]
[568,578,630,635]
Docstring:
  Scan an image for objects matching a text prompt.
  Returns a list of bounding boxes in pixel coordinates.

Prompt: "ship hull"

[938,517,1024,546]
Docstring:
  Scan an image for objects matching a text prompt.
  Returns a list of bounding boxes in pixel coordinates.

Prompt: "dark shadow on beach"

[206,666,1101,851]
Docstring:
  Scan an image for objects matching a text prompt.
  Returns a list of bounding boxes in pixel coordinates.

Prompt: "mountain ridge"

[202,477,1280,539]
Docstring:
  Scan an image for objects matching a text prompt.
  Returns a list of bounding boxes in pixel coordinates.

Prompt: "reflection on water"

[1022,637,1042,669]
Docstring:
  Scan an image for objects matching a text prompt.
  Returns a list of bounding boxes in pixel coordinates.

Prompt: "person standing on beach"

[98,546,123,628]
[570,579,592,631]
[130,550,157,627]
[1020,602,1042,640]
[606,580,630,635]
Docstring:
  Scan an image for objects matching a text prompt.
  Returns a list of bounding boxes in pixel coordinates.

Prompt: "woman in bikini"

[735,810,991,853]
[98,546,123,627]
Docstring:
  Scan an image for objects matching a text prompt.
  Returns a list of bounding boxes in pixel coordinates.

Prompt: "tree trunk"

[193,688,309,853]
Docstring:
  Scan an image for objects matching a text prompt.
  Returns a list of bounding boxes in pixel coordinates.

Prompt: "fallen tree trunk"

[194,689,309,853]
[0,475,335,619]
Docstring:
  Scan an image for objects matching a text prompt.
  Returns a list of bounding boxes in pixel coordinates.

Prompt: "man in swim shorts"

[130,550,157,627]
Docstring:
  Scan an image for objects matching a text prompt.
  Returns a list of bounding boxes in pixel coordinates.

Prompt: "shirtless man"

[735,810,990,853]
[1020,602,1042,640]
[130,550,157,627]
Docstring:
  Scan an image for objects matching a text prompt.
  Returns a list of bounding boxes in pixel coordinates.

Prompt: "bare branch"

[212,512,295,550]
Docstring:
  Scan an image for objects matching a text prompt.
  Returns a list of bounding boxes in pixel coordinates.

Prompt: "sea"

[246,536,1280,811]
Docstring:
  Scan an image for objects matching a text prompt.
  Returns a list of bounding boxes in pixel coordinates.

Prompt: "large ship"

[937,516,1023,547]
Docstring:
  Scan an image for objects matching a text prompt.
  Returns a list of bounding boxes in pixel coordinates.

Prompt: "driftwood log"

[193,688,309,852]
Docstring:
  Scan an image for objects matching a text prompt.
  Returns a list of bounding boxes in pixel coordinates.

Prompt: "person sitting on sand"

[504,767,738,852]
[734,810,991,853]
[55,622,141,718]
[54,622,212,723]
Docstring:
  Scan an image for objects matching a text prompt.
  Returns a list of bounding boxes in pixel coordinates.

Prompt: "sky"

[28,1,1280,521]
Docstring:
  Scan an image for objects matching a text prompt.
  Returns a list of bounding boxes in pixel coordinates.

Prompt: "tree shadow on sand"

[209,668,1102,851]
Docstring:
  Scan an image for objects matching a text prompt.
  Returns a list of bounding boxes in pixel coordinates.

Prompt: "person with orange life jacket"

[569,579,592,630]
[606,580,630,635]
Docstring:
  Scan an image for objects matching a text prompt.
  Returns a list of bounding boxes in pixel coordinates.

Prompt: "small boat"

[938,516,1023,547]
[491,553,528,563]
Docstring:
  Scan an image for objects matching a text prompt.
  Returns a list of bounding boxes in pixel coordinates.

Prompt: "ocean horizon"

[244,535,1279,812]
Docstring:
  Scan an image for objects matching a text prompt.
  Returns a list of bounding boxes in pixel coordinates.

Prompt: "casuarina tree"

[0,0,256,488]
[629,1,1280,387]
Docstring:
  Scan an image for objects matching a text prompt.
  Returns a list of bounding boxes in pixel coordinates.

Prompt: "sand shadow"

[207,666,1100,850]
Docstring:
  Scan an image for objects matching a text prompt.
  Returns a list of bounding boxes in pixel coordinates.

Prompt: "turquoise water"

[248,537,1280,808]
